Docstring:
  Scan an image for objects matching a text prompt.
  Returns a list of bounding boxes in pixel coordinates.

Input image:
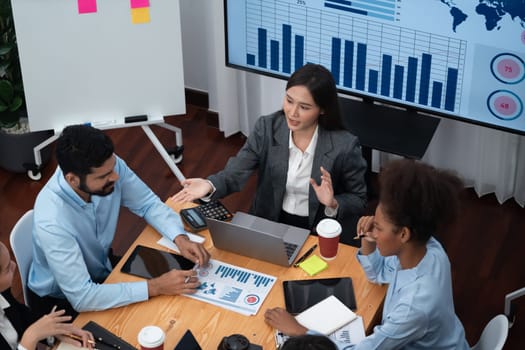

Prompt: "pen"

[65,333,96,345]
[67,333,120,349]
[353,231,366,240]
[185,262,199,283]
[293,244,317,267]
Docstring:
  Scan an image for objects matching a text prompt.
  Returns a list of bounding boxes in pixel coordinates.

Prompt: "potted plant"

[0,79,22,128]
[0,0,53,177]
[0,0,23,129]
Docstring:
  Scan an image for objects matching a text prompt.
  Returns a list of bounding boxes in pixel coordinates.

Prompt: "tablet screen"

[121,245,194,279]
[283,277,357,314]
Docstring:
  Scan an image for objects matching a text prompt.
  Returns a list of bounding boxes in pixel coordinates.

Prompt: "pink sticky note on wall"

[78,0,97,14]
[130,0,150,9]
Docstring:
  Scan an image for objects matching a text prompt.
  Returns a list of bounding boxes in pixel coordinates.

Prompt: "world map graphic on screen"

[441,0,525,32]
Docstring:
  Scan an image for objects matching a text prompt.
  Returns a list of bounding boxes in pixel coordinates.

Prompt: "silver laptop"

[205,212,310,266]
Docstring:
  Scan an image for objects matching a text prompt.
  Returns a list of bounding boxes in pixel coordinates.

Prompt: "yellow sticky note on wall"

[131,7,150,24]
[299,255,328,276]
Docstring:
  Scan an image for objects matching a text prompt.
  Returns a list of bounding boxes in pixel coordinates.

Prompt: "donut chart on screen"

[487,90,523,121]
[491,53,525,84]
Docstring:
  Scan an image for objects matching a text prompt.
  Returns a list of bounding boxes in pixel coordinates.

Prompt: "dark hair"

[280,335,337,350]
[55,124,114,177]
[379,159,463,243]
[286,64,344,130]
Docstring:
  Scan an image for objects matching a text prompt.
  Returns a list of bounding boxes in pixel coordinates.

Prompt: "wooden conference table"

[74,202,387,349]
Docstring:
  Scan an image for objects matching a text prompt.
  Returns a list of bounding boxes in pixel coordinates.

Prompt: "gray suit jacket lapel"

[270,118,290,215]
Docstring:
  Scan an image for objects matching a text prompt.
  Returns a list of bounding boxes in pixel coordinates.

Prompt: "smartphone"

[180,200,232,232]
[180,207,208,231]
[174,329,202,350]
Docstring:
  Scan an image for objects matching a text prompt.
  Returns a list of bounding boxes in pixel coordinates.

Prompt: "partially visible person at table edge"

[0,241,93,350]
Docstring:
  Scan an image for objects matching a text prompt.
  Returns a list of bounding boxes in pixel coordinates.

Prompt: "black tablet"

[283,277,357,314]
[174,329,202,350]
[121,245,194,279]
[83,321,136,350]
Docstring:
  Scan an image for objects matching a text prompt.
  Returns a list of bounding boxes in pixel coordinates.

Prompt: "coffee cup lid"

[316,218,342,238]
[138,326,165,347]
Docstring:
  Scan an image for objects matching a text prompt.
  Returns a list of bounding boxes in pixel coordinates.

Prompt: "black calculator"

[180,200,232,232]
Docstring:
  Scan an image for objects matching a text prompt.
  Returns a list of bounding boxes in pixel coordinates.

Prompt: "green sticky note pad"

[299,255,328,276]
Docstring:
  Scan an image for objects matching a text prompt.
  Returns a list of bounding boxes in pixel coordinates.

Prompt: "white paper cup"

[138,326,165,350]
[316,218,342,260]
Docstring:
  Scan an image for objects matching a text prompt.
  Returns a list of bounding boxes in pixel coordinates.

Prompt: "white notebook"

[295,295,358,335]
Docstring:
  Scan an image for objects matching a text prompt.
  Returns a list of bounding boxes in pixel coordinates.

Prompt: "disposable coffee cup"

[138,325,165,350]
[317,218,342,260]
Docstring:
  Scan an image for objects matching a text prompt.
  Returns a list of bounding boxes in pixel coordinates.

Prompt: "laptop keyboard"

[284,242,298,258]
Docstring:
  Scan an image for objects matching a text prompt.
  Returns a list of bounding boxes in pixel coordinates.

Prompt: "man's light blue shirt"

[329,237,470,349]
[28,155,187,312]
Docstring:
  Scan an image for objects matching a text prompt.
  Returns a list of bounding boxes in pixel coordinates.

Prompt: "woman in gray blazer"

[172,64,367,245]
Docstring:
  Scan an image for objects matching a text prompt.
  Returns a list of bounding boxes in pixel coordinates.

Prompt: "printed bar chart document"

[157,238,276,315]
[185,258,277,315]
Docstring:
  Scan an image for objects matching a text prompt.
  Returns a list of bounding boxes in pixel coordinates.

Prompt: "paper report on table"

[158,238,276,316]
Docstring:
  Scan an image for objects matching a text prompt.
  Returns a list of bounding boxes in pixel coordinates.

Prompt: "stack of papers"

[157,233,205,253]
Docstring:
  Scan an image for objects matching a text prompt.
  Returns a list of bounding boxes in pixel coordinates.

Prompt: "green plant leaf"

[8,95,22,111]
[0,0,25,126]
[0,46,11,55]
[0,79,14,103]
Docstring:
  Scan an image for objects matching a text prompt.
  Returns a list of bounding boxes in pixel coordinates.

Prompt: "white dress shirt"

[282,127,319,216]
[0,294,18,350]
[206,122,337,218]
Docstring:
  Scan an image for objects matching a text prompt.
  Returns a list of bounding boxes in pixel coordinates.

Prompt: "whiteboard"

[11,0,186,132]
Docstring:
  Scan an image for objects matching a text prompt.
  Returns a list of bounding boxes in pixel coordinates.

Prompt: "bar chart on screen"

[240,0,466,113]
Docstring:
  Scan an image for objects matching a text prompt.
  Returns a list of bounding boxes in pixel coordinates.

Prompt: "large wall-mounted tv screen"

[225,0,525,135]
